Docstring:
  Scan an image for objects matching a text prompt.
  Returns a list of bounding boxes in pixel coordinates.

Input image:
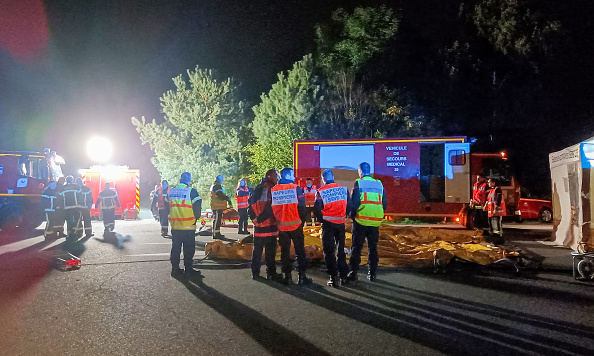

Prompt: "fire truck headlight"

[87,137,113,163]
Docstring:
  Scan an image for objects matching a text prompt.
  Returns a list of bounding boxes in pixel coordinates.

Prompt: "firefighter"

[150,184,159,221]
[169,172,202,278]
[271,167,312,285]
[314,169,351,287]
[210,174,232,239]
[151,180,170,237]
[485,178,506,245]
[54,176,66,238]
[347,162,387,283]
[60,175,83,240]
[235,178,251,234]
[303,178,318,226]
[41,181,61,240]
[248,170,280,281]
[95,182,120,235]
[470,174,488,230]
[76,177,94,238]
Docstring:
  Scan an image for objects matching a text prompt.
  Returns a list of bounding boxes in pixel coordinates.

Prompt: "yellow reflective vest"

[355,176,385,227]
[169,184,198,230]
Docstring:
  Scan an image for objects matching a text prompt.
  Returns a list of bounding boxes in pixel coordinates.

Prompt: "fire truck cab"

[0,149,65,229]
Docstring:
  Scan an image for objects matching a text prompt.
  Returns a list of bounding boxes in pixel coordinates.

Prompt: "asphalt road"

[1,219,594,356]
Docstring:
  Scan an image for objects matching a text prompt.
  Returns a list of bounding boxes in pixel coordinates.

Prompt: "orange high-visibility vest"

[318,183,348,224]
[303,185,318,208]
[472,182,487,206]
[250,187,278,237]
[271,183,302,231]
[487,187,506,217]
[236,186,249,209]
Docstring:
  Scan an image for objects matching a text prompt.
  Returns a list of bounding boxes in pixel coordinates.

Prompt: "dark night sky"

[1,0,593,197]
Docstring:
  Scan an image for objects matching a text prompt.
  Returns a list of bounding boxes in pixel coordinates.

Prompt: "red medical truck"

[80,166,140,220]
[293,137,520,227]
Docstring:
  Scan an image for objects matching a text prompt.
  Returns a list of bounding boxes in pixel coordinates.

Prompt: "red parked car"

[515,189,553,223]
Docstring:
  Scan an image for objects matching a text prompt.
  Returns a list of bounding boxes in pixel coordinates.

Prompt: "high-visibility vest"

[303,185,318,208]
[250,187,278,237]
[318,183,348,224]
[61,184,81,210]
[487,187,506,217]
[157,188,168,210]
[355,177,384,227]
[236,186,249,209]
[472,182,487,207]
[169,184,198,230]
[271,183,302,231]
[98,189,118,210]
[210,185,228,210]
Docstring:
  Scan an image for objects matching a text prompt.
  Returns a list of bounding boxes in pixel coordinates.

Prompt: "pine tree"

[132,66,248,205]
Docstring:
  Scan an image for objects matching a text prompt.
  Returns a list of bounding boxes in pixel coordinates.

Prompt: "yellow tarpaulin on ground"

[204,223,518,267]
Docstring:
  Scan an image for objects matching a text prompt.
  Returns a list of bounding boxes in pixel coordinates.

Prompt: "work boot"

[367,272,376,282]
[184,267,201,277]
[252,271,261,280]
[267,271,282,282]
[326,275,339,288]
[298,272,312,285]
[347,271,358,284]
[171,267,184,278]
[213,233,225,239]
[281,272,292,285]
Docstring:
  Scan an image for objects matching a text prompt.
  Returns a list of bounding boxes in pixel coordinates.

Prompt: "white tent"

[549,137,594,252]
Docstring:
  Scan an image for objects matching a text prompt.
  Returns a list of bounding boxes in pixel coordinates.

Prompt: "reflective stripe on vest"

[319,183,348,224]
[472,182,487,206]
[304,185,317,207]
[62,187,81,209]
[42,194,57,212]
[355,177,384,227]
[236,187,249,209]
[169,184,197,230]
[487,188,507,217]
[271,183,301,231]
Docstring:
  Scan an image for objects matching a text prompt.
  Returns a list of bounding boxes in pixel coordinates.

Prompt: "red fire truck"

[0,149,65,229]
[80,166,140,220]
[293,137,520,227]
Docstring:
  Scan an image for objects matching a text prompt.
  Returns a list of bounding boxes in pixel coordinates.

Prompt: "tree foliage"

[131,66,248,203]
[247,55,319,181]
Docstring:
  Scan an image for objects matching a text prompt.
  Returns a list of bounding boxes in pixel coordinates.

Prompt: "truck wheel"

[539,208,553,223]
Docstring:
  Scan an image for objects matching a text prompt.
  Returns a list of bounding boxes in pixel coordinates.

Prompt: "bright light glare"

[87,137,113,163]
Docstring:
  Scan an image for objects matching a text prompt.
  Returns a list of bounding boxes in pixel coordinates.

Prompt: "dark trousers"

[213,209,224,235]
[102,208,116,232]
[80,208,92,237]
[350,221,379,275]
[159,209,169,235]
[170,229,196,270]
[251,235,278,275]
[64,208,82,239]
[55,208,65,235]
[488,216,504,245]
[322,221,349,278]
[278,226,307,274]
[238,208,248,232]
[471,208,487,230]
[44,212,59,239]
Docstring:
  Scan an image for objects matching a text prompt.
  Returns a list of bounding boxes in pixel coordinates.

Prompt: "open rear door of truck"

[444,142,470,203]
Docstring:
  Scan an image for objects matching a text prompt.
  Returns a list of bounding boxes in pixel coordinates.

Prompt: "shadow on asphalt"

[179,277,332,356]
[0,227,44,246]
[263,270,594,356]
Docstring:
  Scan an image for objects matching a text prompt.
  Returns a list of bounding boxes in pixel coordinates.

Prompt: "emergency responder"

[248,170,280,281]
[151,180,170,237]
[470,174,488,229]
[95,182,120,235]
[54,176,66,238]
[303,178,318,226]
[76,177,94,238]
[271,167,312,285]
[41,181,61,240]
[150,184,159,220]
[60,175,83,240]
[347,162,387,283]
[236,178,251,234]
[485,178,506,245]
[169,172,202,278]
[314,169,351,287]
[210,174,232,239]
